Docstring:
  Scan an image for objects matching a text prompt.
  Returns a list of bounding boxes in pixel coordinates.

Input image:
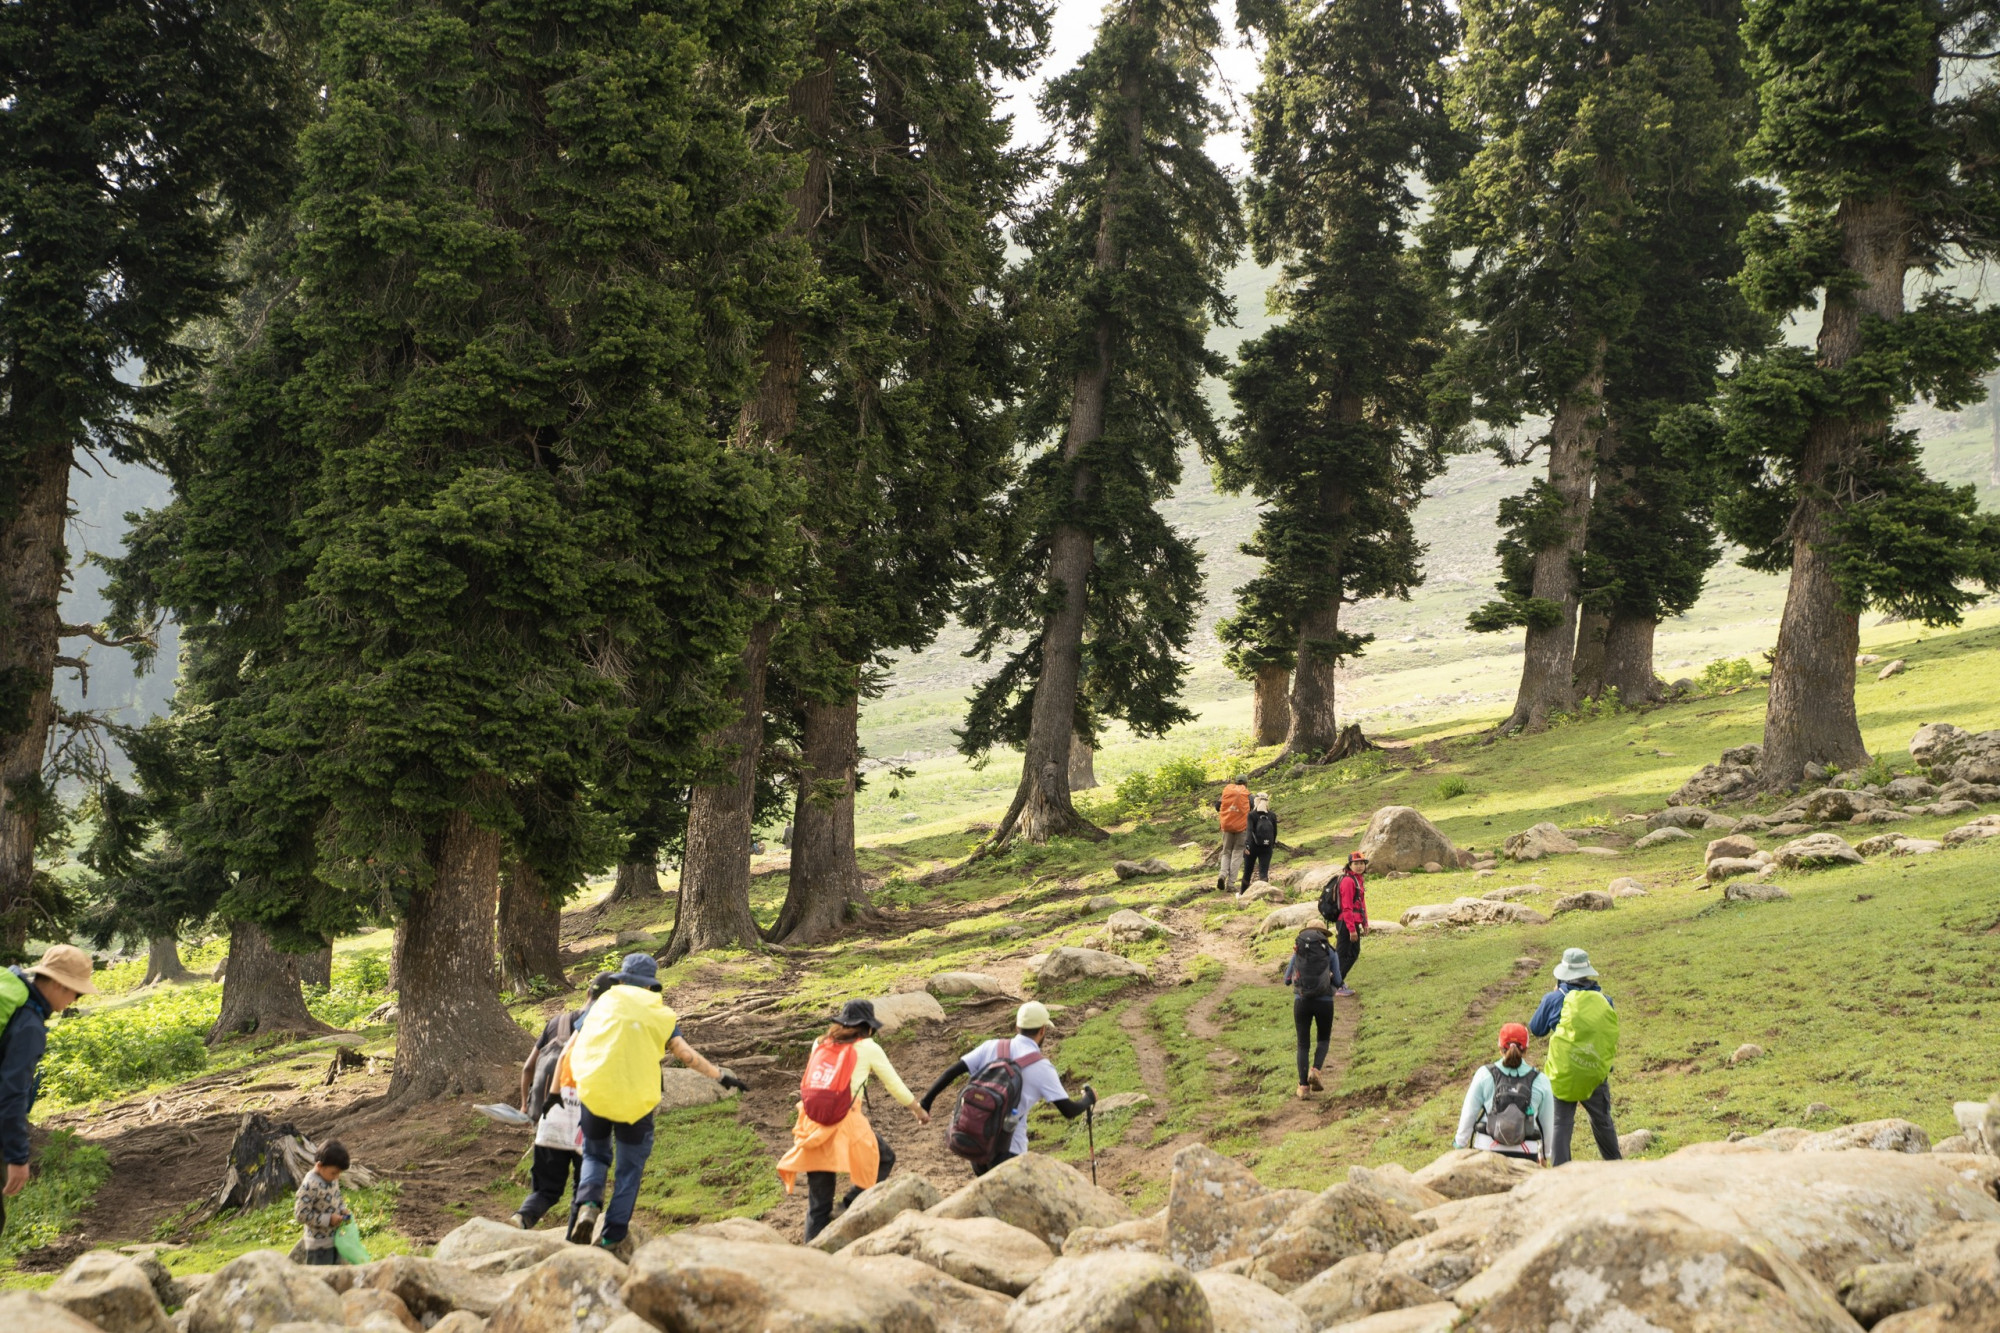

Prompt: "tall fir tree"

[0,0,298,955]
[1708,0,2000,786]
[669,0,1043,957]
[1432,0,1749,731]
[1216,0,1461,765]
[959,0,1240,846]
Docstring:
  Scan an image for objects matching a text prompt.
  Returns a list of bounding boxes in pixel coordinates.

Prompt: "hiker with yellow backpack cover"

[1528,948,1623,1165]
[776,999,930,1242]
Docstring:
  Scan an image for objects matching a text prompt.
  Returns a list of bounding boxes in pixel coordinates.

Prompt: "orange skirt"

[775,1103,879,1192]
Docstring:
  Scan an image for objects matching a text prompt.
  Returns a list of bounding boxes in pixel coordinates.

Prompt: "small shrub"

[39,984,217,1108]
[1434,775,1471,801]
[1698,657,1763,693]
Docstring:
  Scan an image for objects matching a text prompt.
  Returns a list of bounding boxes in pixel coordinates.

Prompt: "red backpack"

[947,1039,1046,1166]
[800,1039,861,1125]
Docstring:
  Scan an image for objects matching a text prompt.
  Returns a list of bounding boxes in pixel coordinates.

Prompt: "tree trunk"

[1068,731,1098,790]
[1759,196,1908,788]
[208,921,333,1043]
[768,695,867,945]
[1599,613,1662,703]
[604,858,665,907]
[1502,350,1606,732]
[388,808,529,1101]
[1252,665,1290,747]
[388,920,405,993]
[662,619,776,965]
[298,945,332,989]
[1285,594,1346,755]
[142,935,193,987]
[0,436,68,957]
[498,861,569,993]
[1573,610,1610,699]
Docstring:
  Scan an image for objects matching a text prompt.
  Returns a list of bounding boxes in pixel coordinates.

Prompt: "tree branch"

[61,621,154,650]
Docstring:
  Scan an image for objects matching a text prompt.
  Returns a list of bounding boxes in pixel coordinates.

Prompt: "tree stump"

[207,1112,375,1216]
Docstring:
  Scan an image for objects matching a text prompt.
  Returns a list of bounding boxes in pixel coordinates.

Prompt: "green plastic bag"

[1545,989,1618,1101]
[333,1218,373,1265]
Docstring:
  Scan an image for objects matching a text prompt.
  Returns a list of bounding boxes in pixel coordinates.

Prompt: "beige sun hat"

[26,944,99,995]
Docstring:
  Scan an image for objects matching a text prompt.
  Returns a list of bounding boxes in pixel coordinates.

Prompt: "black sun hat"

[836,998,882,1032]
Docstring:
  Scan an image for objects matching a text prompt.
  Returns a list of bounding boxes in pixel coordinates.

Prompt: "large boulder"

[1103,909,1168,943]
[485,1248,631,1333]
[1726,881,1793,903]
[342,1287,424,1332]
[1003,1253,1213,1333]
[1804,787,1888,823]
[1030,947,1149,987]
[1409,1149,1538,1201]
[928,1152,1134,1251]
[1164,1144,1315,1271]
[1795,1119,1932,1154]
[1113,859,1173,880]
[433,1216,574,1274]
[1345,1165,1447,1216]
[844,1254,1013,1333]
[1710,857,1771,884]
[1837,1263,1958,1329]
[621,1233,935,1332]
[1400,898,1548,929]
[846,1213,1055,1296]
[1254,902,1328,938]
[1634,826,1696,849]
[356,1255,514,1321]
[1274,862,1344,895]
[1912,1222,2000,1323]
[183,1251,345,1333]
[1357,807,1463,873]
[0,1293,107,1333]
[1707,833,1761,864]
[811,1173,945,1253]
[1502,823,1578,861]
[1552,890,1614,915]
[1196,1271,1311,1333]
[1650,805,1729,831]
[1775,833,1865,870]
[869,991,948,1035]
[1884,776,1939,803]
[1064,1211,1168,1258]
[660,1066,732,1111]
[1286,1253,1438,1328]
[1670,757,1759,807]
[1244,1185,1431,1290]
[1918,727,2000,785]
[1944,815,2000,846]
[682,1217,789,1246]
[927,972,1005,998]
[1451,1209,1857,1332]
[47,1253,174,1333]
[1910,723,1967,767]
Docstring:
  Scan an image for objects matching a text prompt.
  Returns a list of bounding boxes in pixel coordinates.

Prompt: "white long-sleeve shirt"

[1454,1061,1555,1160]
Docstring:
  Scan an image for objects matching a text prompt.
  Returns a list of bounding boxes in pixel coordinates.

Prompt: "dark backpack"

[1291,930,1335,998]
[946,1039,1046,1167]
[1482,1063,1538,1148]
[1248,810,1278,846]
[526,1011,578,1123]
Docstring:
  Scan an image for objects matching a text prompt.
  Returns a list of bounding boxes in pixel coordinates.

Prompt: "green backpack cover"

[1545,988,1618,1101]
[0,971,28,1035]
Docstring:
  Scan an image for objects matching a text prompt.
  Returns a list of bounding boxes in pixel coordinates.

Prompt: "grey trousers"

[1550,1080,1622,1165]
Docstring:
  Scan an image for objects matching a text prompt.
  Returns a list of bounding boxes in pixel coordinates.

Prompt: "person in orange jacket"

[1214,775,1251,892]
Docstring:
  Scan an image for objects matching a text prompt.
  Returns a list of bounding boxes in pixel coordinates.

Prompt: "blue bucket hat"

[611,952,661,991]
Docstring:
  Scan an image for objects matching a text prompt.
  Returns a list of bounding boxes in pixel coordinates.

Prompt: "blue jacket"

[0,966,53,1165]
[1528,979,1612,1038]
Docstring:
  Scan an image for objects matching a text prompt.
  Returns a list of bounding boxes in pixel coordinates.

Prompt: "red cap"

[1498,1023,1530,1051]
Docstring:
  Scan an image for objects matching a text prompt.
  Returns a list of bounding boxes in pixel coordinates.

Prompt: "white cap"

[1016,1001,1053,1032]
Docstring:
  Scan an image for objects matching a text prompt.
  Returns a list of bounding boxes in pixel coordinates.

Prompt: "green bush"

[1698,658,1763,693]
[1434,775,1471,801]
[39,985,217,1108]
[0,1131,109,1264]
[306,950,392,1027]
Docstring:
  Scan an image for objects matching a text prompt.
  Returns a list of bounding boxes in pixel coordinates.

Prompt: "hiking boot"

[1308,1068,1324,1092]
[1296,1084,1309,1099]
[508,1213,527,1230]
[1335,986,1356,998]
[567,1203,601,1245]
[836,1185,864,1216]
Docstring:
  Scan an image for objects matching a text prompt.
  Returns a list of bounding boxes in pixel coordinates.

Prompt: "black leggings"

[1240,844,1273,891]
[803,1130,895,1241]
[1293,994,1333,1084]
[1336,922,1360,984]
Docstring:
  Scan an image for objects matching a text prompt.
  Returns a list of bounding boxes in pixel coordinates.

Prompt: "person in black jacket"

[1239,793,1279,896]
[1280,927,1338,1098]
[0,946,95,1203]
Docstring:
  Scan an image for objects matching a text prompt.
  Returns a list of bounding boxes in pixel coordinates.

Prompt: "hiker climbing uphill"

[920,1001,1095,1175]
[1281,923,1338,1098]
[1529,948,1622,1165]
[1454,1023,1555,1163]
[511,977,614,1231]
[1241,792,1279,895]
[565,954,749,1246]
[1215,775,1251,892]
[0,946,94,1202]
[1317,852,1368,997]
[777,999,930,1241]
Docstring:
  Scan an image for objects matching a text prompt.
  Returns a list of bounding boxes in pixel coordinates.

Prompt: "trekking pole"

[1085,1106,1097,1186]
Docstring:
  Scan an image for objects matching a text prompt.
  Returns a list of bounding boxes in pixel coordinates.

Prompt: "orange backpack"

[1219,785,1250,833]
[800,1039,860,1125]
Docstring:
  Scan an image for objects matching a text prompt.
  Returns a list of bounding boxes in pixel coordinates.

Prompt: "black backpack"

[526,1011,578,1123]
[1248,810,1278,846]
[1291,929,1336,999]
[946,1040,1046,1167]
[1482,1063,1538,1147]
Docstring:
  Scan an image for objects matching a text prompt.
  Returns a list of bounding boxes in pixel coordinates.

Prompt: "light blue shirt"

[961,1035,1070,1157]
[1454,1060,1555,1159]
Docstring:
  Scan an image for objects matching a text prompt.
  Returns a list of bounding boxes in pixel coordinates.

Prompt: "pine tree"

[1434,0,1749,731]
[1707,0,2000,786]
[1216,0,1461,765]
[960,0,1240,846]
[0,0,297,955]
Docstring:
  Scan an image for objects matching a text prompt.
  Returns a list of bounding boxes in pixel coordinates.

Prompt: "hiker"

[294,1140,353,1265]
[1240,792,1279,895]
[776,999,931,1242]
[566,953,749,1246]
[1281,923,1338,1098]
[510,993,594,1230]
[1528,948,1622,1165]
[1215,774,1251,892]
[919,1001,1096,1175]
[1316,852,1368,997]
[1454,1023,1555,1163]
[0,945,95,1200]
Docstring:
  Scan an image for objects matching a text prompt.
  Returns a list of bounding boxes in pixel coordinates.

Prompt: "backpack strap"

[1016,1050,1046,1069]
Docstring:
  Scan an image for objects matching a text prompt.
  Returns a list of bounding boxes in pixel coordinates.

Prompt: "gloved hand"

[719,1073,750,1093]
